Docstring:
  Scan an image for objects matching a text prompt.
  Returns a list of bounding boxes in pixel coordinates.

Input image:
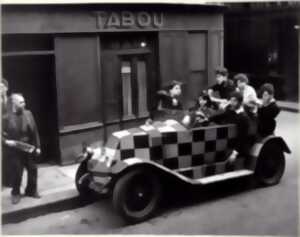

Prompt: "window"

[121,56,149,120]
[121,61,134,119]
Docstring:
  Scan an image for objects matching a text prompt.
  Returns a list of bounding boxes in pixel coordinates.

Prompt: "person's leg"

[24,155,39,196]
[10,152,25,204]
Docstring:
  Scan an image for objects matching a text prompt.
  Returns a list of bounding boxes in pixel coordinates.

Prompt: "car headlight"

[106,156,117,168]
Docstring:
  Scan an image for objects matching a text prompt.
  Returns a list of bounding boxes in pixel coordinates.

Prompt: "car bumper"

[88,172,113,195]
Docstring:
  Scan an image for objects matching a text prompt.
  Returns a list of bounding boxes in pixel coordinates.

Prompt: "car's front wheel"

[112,169,162,223]
[254,142,285,186]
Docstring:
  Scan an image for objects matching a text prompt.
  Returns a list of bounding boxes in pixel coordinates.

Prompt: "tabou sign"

[96,11,164,29]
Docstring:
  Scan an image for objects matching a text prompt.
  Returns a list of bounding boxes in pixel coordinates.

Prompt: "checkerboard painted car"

[75,119,290,223]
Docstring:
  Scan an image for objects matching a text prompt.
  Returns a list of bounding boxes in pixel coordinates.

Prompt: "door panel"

[55,36,102,127]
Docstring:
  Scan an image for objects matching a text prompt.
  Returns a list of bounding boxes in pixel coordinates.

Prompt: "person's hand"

[172,98,178,106]
[5,140,16,147]
[228,150,238,163]
[35,148,41,156]
[220,100,229,110]
[182,115,191,127]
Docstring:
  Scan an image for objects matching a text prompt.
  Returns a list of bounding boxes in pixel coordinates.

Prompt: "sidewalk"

[2,163,82,224]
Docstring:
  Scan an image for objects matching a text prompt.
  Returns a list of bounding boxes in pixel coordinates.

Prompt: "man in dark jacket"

[257,83,280,137]
[3,93,41,204]
[209,91,251,163]
[208,67,237,108]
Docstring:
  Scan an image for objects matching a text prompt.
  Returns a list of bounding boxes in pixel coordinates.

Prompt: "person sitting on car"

[257,83,280,137]
[234,73,261,116]
[182,91,217,128]
[157,80,183,111]
[209,91,251,163]
[207,67,237,109]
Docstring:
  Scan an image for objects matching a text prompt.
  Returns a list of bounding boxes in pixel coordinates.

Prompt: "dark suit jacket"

[3,109,40,149]
[209,106,251,156]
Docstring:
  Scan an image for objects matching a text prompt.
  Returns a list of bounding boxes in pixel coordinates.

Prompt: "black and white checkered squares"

[111,120,244,181]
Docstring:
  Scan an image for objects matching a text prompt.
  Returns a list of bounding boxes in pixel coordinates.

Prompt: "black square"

[134,135,149,148]
[192,154,204,166]
[163,158,179,170]
[192,129,205,142]
[215,151,227,162]
[162,132,177,144]
[205,164,216,176]
[150,146,163,160]
[225,162,235,172]
[217,127,228,139]
[178,143,192,156]
[228,138,236,148]
[179,170,194,179]
[120,149,135,160]
[205,141,216,152]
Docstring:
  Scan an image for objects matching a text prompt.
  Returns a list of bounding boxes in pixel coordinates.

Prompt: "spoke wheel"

[113,169,162,223]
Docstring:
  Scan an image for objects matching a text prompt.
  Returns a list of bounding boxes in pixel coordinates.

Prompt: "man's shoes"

[25,192,41,199]
[11,194,21,204]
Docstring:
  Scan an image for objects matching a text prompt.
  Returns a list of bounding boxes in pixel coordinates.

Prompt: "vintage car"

[75,119,290,223]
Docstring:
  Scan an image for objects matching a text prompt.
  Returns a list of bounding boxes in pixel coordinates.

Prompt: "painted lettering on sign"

[95,11,163,29]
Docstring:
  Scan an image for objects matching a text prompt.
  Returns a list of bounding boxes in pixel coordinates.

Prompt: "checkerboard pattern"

[107,120,251,180]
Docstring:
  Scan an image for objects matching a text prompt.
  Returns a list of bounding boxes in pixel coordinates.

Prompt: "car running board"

[197,169,254,185]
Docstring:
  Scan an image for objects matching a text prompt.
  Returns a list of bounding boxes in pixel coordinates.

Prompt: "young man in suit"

[209,91,251,163]
[3,93,41,204]
[208,67,237,108]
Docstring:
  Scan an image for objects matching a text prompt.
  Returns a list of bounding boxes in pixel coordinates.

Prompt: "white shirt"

[240,85,259,105]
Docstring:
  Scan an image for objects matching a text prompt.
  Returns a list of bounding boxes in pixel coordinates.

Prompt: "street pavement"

[2,111,299,235]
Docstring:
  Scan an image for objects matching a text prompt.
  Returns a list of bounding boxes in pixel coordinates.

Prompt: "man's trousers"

[10,150,37,196]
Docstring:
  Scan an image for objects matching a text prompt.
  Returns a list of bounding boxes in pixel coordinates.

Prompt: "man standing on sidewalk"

[2,93,41,204]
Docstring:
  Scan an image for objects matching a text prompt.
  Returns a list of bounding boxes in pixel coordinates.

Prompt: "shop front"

[2,4,225,165]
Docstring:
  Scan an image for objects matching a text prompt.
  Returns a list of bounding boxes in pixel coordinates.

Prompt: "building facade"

[224,2,300,101]
[2,4,225,164]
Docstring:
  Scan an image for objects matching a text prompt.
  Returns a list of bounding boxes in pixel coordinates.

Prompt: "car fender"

[249,135,291,170]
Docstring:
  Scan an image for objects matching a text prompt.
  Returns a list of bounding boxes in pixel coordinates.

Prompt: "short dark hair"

[197,90,212,107]
[260,83,275,96]
[167,80,183,91]
[215,67,228,76]
[234,73,249,84]
[230,91,243,104]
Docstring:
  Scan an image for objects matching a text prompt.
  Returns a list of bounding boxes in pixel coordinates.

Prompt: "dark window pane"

[2,34,54,52]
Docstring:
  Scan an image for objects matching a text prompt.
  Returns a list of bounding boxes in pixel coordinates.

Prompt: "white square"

[163,144,178,158]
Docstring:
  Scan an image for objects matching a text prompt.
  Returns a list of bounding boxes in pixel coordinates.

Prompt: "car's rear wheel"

[113,169,162,223]
[254,143,285,186]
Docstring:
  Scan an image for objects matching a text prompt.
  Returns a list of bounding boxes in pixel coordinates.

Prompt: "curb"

[277,101,299,113]
[2,189,95,224]
[278,105,299,113]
